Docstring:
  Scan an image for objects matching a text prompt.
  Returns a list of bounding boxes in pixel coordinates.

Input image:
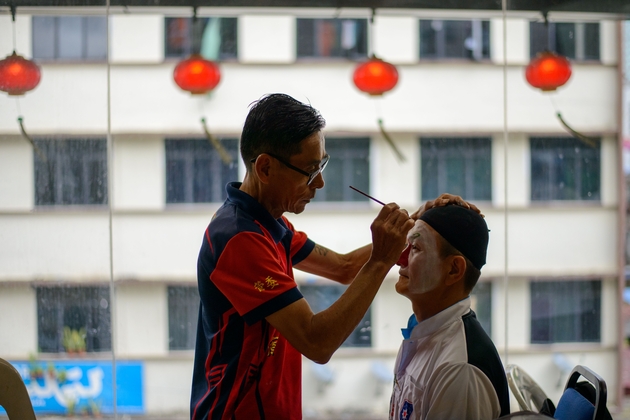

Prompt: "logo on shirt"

[254,276,279,292]
[400,400,413,420]
[267,336,279,356]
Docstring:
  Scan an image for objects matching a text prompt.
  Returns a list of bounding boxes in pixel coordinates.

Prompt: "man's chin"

[395,276,410,296]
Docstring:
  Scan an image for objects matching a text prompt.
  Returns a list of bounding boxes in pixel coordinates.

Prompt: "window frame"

[36,285,112,354]
[529,21,600,62]
[164,137,239,205]
[33,137,109,207]
[296,18,369,60]
[530,136,601,202]
[31,15,108,62]
[311,137,371,203]
[163,16,238,61]
[419,19,491,61]
[530,278,602,345]
[419,136,492,202]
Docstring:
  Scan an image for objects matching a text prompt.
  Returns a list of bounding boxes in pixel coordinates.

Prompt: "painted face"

[272,131,326,215]
[397,221,444,295]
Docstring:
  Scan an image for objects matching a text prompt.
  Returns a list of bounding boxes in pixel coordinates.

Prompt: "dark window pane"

[34,138,108,206]
[165,138,239,204]
[32,17,56,59]
[555,23,576,59]
[297,19,368,59]
[530,137,600,201]
[529,22,549,58]
[313,137,370,202]
[420,19,490,60]
[165,17,238,60]
[583,23,600,60]
[530,280,601,344]
[420,137,491,201]
[530,21,599,61]
[168,286,199,350]
[37,286,111,353]
[471,282,492,336]
[300,284,371,347]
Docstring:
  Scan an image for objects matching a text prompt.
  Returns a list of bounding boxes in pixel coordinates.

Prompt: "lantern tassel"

[556,113,598,148]
[18,116,47,162]
[377,119,405,163]
[201,118,232,165]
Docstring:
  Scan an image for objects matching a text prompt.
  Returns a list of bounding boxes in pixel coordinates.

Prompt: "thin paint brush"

[349,186,386,206]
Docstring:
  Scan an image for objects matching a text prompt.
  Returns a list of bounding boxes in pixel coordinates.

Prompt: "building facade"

[0,6,623,417]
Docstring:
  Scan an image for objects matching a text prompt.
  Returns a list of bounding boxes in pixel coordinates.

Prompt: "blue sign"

[0,360,144,415]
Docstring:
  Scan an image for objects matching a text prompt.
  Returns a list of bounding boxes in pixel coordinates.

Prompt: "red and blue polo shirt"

[191,182,315,420]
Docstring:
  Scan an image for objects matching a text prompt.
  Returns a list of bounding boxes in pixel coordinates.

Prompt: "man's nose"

[396,245,410,267]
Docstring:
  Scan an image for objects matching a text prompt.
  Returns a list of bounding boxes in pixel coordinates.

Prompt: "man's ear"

[444,255,466,286]
[253,154,273,184]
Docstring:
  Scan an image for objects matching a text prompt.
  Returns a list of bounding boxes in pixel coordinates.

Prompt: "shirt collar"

[226,181,288,243]
[408,297,471,340]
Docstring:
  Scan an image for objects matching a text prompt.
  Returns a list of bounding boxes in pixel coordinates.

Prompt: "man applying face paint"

[389,202,510,420]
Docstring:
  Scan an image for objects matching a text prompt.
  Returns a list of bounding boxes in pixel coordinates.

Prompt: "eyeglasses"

[250,153,330,185]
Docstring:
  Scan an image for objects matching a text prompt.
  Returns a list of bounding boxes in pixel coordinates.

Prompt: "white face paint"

[404,221,444,294]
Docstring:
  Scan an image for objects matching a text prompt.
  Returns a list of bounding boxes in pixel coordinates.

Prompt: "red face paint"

[396,244,410,267]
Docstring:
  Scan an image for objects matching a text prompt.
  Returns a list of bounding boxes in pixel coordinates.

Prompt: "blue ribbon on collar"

[401,314,418,339]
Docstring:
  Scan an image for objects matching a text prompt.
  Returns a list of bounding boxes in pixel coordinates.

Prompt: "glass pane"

[32,16,56,59]
[296,18,367,58]
[556,22,576,59]
[314,137,369,202]
[531,280,601,343]
[299,284,371,347]
[85,16,107,60]
[57,16,84,60]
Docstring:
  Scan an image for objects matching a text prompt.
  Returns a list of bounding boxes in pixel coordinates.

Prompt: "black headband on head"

[419,205,489,270]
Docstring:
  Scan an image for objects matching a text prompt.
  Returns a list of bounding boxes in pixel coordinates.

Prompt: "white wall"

[0,136,34,210]
[113,135,165,210]
[0,284,37,356]
[115,283,168,356]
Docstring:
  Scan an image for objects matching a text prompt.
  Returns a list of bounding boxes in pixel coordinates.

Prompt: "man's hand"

[410,193,484,220]
[369,203,415,267]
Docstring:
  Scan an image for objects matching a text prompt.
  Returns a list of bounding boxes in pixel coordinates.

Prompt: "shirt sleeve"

[422,363,502,420]
[210,231,303,325]
[282,216,315,265]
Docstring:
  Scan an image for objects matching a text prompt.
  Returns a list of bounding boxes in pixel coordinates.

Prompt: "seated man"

[390,204,510,420]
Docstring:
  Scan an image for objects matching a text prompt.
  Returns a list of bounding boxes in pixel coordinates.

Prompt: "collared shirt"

[389,298,510,420]
[191,182,315,420]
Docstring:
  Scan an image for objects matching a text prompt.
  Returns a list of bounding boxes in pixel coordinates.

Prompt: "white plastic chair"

[506,364,550,412]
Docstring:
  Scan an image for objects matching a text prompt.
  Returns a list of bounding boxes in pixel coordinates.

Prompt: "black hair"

[240,93,326,167]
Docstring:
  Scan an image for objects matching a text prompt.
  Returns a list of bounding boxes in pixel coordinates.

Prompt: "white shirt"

[389,298,503,420]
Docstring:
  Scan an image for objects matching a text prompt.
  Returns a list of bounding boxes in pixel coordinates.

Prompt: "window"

[530,22,600,61]
[420,20,490,60]
[168,286,199,351]
[297,18,368,59]
[471,281,492,336]
[34,138,108,206]
[32,16,107,61]
[165,17,237,60]
[299,284,371,347]
[313,137,370,202]
[530,137,600,201]
[37,286,111,353]
[420,137,491,201]
[165,138,239,204]
[530,280,601,344]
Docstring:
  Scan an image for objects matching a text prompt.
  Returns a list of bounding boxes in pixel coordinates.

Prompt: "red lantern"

[0,51,41,96]
[525,51,572,92]
[353,56,399,96]
[173,54,221,95]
